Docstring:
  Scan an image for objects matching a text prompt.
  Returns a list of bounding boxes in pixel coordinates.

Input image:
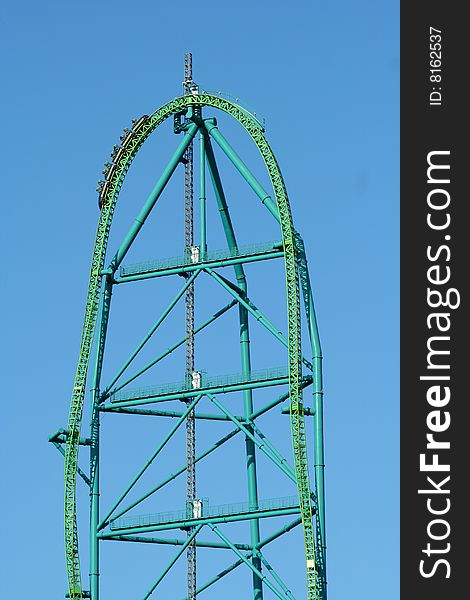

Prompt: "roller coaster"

[50,56,327,600]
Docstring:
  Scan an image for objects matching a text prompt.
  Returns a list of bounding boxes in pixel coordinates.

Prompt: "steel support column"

[204,133,263,599]
[204,119,280,223]
[295,234,327,596]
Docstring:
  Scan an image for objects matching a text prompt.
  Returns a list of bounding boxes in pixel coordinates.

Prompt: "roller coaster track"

[64,93,321,599]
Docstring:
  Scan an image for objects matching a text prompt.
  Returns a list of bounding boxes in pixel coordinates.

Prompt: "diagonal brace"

[99,428,240,526]
[103,298,237,399]
[205,267,312,370]
[182,556,249,599]
[51,441,90,487]
[258,553,296,599]
[107,122,199,273]
[102,269,200,397]
[203,119,280,223]
[98,395,202,530]
[252,422,294,474]
[142,524,204,600]
[208,394,296,483]
[257,517,303,549]
[209,525,289,600]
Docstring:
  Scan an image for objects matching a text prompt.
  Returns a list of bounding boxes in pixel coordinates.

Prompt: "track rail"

[64,93,318,599]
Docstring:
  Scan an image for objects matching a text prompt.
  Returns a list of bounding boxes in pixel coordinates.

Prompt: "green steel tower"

[50,58,327,600]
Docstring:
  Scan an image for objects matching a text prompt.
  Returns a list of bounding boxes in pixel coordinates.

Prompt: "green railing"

[109,366,291,403]
[201,89,266,130]
[110,495,300,531]
[120,240,282,276]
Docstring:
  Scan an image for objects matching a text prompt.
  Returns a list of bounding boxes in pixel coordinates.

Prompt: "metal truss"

[52,90,326,600]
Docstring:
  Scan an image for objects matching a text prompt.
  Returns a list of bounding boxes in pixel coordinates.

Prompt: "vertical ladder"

[183,51,197,600]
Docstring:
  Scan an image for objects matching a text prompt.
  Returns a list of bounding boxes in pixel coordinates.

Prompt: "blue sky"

[0,1,398,598]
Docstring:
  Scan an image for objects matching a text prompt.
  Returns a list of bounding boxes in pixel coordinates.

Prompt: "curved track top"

[64,93,324,599]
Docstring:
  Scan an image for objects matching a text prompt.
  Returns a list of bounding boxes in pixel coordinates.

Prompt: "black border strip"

[401,3,467,597]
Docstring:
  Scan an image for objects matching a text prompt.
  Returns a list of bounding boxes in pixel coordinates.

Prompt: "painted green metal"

[252,422,295,474]
[101,406,242,421]
[295,233,326,592]
[184,557,247,598]
[103,299,237,396]
[100,507,301,537]
[259,554,296,600]
[189,518,302,599]
[257,517,303,549]
[208,525,288,600]
[51,442,90,487]
[61,92,326,599]
[199,132,207,260]
[49,429,91,446]
[203,120,280,223]
[109,123,199,273]
[116,241,284,281]
[101,368,307,410]
[108,496,300,532]
[114,249,284,282]
[99,395,202,530]
[205,267,313,371]
[105,535,250,551]
[251,383,312,420]
[203,128,264,597]
[141,524,203,600]
[98,428,241,529]
[207,394,297,483]
[89,277,112,600]
[102,270,200,395]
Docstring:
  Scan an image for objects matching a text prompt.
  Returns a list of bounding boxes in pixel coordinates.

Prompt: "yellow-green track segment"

[63,93,326,599]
